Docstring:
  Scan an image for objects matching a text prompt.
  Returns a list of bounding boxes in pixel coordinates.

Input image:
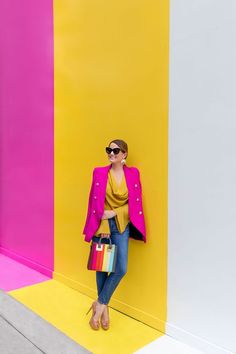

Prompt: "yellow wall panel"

[54,0,169,331]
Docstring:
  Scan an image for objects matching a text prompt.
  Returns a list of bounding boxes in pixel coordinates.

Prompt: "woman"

[83,139,146,330]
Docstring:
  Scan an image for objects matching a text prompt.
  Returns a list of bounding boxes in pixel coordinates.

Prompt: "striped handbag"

[87,237,117,272]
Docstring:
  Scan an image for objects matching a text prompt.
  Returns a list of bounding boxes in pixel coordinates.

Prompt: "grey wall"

[167,1,236,353]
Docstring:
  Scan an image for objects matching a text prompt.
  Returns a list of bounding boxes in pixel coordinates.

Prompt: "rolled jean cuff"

[98,297,108,305]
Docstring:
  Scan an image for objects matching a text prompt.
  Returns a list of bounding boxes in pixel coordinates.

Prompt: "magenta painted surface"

[0,1,54,278]
[0,254,50,292]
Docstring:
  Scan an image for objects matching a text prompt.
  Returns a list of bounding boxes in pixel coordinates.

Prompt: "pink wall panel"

[0,0,54,275]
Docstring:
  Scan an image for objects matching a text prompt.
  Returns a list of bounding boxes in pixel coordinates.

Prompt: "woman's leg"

[91,236,109,296]
[97,218,130,305]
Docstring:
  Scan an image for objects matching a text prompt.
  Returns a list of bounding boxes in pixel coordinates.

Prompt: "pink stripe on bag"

[96,243,102,270]
[98,245,105,270]
[91,243,97,269]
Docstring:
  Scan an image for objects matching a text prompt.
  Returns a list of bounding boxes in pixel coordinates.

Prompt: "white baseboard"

[165,322,234,354]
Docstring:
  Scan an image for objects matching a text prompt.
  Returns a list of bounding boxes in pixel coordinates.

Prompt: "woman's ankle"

[97,299,107,306]
[101,305,109,321]
[94,302,106,319]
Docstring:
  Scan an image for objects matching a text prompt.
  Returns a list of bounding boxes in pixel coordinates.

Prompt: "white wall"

[168,1,236,354]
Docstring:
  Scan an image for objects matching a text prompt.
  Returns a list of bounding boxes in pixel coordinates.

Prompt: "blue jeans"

[92,217,130,305]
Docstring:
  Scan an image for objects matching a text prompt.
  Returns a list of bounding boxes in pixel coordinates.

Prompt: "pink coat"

[82,164,146,243]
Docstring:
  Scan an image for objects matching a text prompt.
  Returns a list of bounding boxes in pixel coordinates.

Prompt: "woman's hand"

[100,233,111,239]
[101,210,116,220]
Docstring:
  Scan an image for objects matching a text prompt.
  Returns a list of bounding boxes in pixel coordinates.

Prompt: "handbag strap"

[97,236,113,249]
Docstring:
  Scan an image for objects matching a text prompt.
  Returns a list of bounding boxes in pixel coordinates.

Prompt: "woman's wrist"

[101,209,116,219]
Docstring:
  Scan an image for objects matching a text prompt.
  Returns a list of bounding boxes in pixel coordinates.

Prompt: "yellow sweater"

[95,169,129,235]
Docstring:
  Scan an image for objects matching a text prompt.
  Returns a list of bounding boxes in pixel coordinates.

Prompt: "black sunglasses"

[105,147,123,155]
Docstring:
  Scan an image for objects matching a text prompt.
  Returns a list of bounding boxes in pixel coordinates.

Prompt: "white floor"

[134,335,205,354]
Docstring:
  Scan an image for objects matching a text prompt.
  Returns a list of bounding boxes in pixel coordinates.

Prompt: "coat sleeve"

[135,167,142,193]
[82,168,96,235]
[129,167,146,242]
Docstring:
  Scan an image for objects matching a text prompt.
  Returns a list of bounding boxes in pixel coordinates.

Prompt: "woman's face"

[107,142,127,164]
